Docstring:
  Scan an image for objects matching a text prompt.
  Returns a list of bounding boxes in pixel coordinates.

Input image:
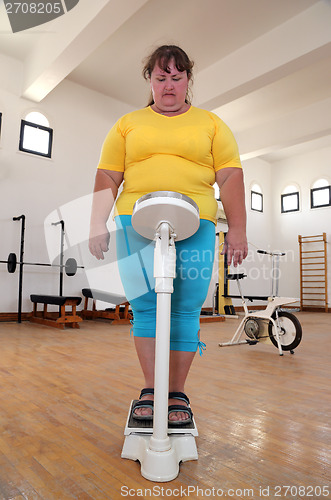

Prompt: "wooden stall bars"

[298,233,328,312]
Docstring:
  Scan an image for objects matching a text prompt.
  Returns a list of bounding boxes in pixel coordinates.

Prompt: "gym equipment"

[30,295,82,329]
[121,191,200,482]
[219,249,302,355]
[13,215,25,323]
[215,231,236,315]
[1,252,83,276]
[52,220,65,295]
[81,288,132,324]
[1,215,84,323]
[298,233,328,312]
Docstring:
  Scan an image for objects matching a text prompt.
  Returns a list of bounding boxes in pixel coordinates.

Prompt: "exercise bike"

[219,250,302,355]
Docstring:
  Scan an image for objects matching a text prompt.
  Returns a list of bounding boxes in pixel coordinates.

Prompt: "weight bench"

[81,288,132,324]
[29,295,82,329]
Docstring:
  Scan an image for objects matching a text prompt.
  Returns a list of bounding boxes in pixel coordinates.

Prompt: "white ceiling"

[1,0,331,162]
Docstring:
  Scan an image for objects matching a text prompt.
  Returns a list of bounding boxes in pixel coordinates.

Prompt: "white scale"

[121,191,200,482]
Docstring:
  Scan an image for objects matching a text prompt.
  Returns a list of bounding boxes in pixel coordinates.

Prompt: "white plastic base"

[121,433,198,482]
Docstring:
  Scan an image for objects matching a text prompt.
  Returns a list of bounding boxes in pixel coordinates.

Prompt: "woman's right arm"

[89,168,124,260]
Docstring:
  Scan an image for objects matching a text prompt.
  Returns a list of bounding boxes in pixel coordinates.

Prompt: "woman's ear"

[149,77,154,97]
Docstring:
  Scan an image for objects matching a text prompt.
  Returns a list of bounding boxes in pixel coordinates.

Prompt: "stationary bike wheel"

[268,311,302,351]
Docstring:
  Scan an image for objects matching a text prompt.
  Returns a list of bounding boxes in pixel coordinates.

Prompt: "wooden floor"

[0,312,330,499]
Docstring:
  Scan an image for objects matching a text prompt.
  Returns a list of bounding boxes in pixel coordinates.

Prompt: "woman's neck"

[151,102,191,116]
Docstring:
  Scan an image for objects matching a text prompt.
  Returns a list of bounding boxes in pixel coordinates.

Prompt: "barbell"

[0,253,84,276]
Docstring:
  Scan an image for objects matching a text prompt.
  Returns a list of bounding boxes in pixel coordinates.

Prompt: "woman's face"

[150,58,189,112]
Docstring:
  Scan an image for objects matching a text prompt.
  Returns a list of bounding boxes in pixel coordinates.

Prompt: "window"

[311,178,331,209]
[281,184,299,213]
[281,192,299,213]
[251,183,263,212]
[19,111,53,158]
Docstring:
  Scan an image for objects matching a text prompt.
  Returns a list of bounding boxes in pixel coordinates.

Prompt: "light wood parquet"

[0,312,330,499]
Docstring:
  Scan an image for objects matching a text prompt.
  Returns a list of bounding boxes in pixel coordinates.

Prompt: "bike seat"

[226,273,247,280]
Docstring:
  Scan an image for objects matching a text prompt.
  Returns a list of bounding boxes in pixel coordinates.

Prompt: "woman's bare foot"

[134,393,190,422]
[168,397,190,422]
[133,393,154,418]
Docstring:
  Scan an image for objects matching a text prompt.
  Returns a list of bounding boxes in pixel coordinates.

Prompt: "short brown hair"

[142,45,194,105]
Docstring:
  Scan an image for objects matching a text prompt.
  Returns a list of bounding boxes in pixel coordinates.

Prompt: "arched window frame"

[310,178,331,209]
[250,183,263,213]
[281,184,300,214]
[19,111,53,158]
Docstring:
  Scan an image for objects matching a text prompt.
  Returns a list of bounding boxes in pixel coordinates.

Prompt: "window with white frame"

[251,183,263,212]
[19,111,53,158]
[311,178,331,209]
[281,184,300,213]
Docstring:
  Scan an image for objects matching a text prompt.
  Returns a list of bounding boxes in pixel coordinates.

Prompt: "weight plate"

[7,253,17,273]
[65,257,77,276]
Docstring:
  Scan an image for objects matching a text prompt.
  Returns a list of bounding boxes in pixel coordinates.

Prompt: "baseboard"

[301,306,329,313]
[1,306,329,324]
[0,311,84,322]
[0,312,30,322]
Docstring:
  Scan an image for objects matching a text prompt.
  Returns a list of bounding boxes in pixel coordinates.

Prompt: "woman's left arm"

[216,167,248,267]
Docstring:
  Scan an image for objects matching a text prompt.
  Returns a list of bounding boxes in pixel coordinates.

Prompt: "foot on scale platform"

[122,401,198,482]
[124,400,198,435]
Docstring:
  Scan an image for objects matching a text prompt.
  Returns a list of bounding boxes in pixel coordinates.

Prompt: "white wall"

[204,157,274,308]
[270,147,331,302]
[206,148,331,310]
[233,147,331,308]
[0,55,134,313]
[240,157,274,300]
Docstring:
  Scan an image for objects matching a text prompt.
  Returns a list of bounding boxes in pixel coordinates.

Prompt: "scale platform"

[122,401,198,481]
[124,400,198,436]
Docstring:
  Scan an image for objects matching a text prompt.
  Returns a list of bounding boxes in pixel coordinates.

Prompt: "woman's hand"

[221,227,248,267]
[89,223,110,260]
[216,168,248,267]
[88,169,123,260]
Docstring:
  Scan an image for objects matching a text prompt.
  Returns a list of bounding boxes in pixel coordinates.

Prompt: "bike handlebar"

[257,249,286,256]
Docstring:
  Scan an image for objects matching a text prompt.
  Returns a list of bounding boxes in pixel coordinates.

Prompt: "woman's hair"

[142,45,194,106]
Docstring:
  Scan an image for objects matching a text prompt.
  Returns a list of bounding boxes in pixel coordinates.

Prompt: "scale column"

[149,222,176,451]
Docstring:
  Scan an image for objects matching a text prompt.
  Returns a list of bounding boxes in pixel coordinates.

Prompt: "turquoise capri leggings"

[115,215,215,353]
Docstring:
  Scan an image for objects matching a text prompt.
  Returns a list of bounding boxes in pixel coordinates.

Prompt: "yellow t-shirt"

[98,106,242,224]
